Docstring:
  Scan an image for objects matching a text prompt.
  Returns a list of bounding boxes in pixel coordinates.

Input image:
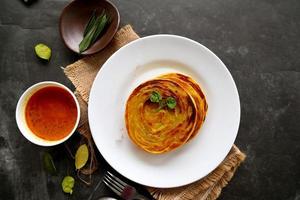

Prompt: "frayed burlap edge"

[148,146,245,200]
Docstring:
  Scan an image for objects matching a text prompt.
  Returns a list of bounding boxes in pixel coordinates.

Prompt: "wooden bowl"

[59,0,120,55]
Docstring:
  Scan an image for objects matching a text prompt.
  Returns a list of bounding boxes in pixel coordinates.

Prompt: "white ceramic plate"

[88,35,240,188]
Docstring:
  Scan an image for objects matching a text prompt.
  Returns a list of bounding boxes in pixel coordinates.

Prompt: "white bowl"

[16,81,80,146]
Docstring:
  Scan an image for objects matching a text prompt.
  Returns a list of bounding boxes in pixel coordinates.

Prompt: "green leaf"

[83,10,97,37]
[34,43,51,60]
[150,91,162,103]
[166,97,177,109]
[79,24,98,53]
[43,152,57,175]
[79,11,109,53]
[61,176,75,195]
[75,144,89,170]
[90,14,108,44]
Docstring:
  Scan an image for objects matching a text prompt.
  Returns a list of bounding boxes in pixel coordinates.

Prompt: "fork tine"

[104,173,125,191]
[103,176,123,192]
[103,178,122,196]
[107,171,127,187]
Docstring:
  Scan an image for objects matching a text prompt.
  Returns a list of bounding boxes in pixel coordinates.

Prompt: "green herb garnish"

[43,152,57,175]
[61,176,75,194]
[34,43,51,60]
[166,97,177,109]
[79,10,109,53]
[150,91,162,103]
[149,91,177,110]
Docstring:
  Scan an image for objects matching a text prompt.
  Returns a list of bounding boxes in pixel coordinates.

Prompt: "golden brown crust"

[125,73,207,154]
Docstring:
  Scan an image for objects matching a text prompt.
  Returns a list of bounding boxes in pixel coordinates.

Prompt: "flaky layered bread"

[125,73,208,154]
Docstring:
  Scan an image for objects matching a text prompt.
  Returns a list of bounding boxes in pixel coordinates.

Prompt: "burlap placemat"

[64,25,246,200]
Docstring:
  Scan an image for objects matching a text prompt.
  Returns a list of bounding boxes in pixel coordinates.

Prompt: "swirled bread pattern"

[125,73,208,154]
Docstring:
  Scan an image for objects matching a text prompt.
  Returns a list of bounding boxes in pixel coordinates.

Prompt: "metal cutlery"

[103,171,150,200]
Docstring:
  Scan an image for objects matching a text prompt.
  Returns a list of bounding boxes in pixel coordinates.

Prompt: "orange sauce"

[25,86,78,141]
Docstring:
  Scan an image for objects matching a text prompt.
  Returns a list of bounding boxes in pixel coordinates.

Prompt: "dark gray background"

[1,0,299,199]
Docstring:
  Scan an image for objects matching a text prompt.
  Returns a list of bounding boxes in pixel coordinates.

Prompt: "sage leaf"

[43,152,57,175]
[61,176,75,195]
[75,144,89,170]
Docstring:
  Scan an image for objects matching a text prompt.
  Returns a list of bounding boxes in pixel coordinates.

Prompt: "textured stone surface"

[0,0,299,199]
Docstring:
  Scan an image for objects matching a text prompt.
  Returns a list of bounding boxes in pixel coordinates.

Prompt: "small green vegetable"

[166,97,177,109]
[43,152,57,175]
[34,43,51,60]
[61,176,75,194]
[75,144,89,170]
[150,91,162,103]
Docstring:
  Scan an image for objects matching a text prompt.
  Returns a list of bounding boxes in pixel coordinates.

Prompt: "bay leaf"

[43,152,57,175]
[75,144,89,170]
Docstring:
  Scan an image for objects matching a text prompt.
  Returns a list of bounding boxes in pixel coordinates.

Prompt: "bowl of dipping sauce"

[16,82,80,146]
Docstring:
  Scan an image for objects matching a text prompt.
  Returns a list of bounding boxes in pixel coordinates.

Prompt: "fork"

[103,171,151,200]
